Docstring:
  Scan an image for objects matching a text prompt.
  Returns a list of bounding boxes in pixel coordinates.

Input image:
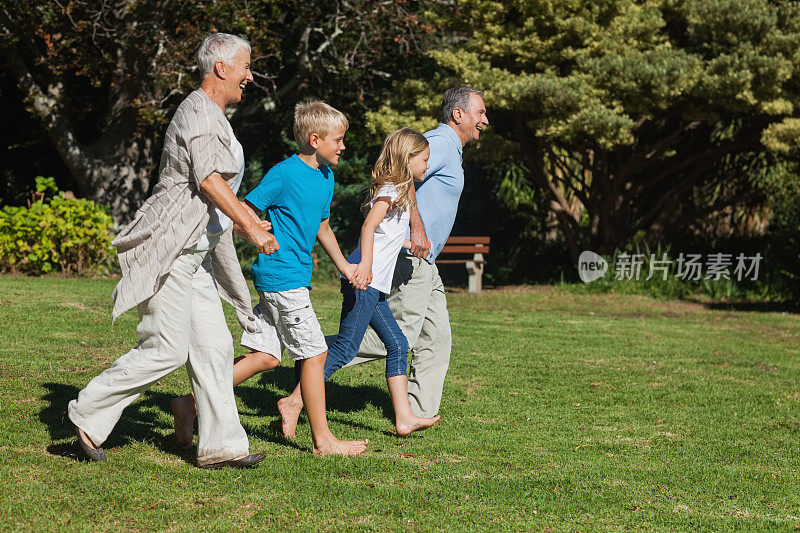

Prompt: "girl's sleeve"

[370,184,398,206]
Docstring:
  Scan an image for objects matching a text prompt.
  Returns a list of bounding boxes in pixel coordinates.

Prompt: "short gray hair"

[197,33,251,77]
[441,86,484,124]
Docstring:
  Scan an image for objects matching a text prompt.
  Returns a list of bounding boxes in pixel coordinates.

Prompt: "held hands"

[234,219,272,238]
[354,261,373,289]
[344,261,372,290]
[238,221,279,255]
[409,224,431,259]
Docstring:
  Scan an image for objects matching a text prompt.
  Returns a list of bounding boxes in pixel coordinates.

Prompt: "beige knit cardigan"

[111,89,260,333]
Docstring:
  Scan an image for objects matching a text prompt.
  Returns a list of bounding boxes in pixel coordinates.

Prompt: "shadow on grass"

[233,365,395,440]
[40,363,394,460]
[235,365,394,420]
[700,300,800,314]
[39,382,191,464]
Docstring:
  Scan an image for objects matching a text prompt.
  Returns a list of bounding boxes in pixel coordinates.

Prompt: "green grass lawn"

[1,275,799,531]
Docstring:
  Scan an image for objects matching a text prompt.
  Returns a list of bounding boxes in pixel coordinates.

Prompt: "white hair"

[197,33,251,77]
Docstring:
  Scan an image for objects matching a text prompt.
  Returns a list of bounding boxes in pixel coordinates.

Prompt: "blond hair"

[293,99,349,151]
[365,128,429,213]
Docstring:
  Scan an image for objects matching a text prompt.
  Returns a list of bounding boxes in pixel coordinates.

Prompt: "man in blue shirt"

[349,87,489,418]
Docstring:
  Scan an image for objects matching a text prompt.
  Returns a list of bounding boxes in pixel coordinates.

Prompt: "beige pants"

[68,250,249,466]
[345,255,452,418]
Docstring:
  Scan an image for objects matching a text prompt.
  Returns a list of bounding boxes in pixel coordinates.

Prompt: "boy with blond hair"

[172,99,369,456]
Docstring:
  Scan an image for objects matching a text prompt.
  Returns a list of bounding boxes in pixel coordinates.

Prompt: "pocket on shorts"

[279,304,325,358]
[281,304,318,348]
[281,305,315,328]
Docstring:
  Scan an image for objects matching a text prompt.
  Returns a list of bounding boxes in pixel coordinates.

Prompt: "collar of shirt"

[433,123,463,157]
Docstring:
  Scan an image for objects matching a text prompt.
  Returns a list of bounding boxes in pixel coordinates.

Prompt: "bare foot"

[396,415,441,436]
[171,395,196,449]
[277,396,303,439]
[313,438,369,456]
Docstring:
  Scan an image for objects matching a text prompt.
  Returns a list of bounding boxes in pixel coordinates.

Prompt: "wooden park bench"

[436,236,490,294]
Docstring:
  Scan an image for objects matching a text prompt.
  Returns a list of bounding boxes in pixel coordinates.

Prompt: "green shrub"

[0,177,115,275]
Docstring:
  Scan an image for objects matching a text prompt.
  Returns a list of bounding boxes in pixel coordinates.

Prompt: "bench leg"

[465,253,484,294]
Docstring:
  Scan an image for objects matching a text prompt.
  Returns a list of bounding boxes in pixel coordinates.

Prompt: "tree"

[370,0,800,258]
[1,0,437,222]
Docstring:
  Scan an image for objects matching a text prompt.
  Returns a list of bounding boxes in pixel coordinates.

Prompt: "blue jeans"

[324,280,409,379]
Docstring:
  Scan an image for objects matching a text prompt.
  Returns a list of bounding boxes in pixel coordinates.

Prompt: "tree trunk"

[1,44,154,224]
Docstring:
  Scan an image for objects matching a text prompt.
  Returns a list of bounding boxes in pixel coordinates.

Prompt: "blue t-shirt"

[245,154,334,292]
[414,123,464,262]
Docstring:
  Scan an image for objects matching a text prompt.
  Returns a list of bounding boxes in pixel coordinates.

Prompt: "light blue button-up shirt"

[412,123,465,263]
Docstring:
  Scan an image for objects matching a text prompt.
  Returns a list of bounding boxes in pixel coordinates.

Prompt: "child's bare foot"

[312,438,369,456]
[396,415,440,436]
[171,395,196,449]
[277,396,303,439]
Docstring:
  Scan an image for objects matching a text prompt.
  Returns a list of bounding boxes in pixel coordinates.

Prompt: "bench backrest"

[438,236,490,262]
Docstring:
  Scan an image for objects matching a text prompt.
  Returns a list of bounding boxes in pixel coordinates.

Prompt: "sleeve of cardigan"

[188,127,241,188]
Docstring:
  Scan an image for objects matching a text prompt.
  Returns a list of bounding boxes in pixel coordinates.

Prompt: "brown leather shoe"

[199,453,265,470]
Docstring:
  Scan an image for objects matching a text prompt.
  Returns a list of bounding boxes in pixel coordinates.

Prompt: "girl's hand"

[352,261,372,290]
[402,238,412,250]
[341,263,369,290]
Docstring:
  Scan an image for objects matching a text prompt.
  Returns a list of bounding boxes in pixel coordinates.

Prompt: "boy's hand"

[341,263,358,285]
[234,220,272,240]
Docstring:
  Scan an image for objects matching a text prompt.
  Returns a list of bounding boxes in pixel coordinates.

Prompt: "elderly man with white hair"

[67,33,277,469]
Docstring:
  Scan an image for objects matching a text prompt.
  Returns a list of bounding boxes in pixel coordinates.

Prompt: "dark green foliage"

[3,0,799,295]
[1,0,439,221]
[372,0,800,267]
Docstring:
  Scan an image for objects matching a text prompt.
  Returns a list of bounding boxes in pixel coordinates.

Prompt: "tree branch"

[617,120,702,186]
[0,42,95,189]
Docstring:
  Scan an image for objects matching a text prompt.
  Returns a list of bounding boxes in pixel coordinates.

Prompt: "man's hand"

[241,223,279,255]
[409,223,431,259]
[408,198,431,259]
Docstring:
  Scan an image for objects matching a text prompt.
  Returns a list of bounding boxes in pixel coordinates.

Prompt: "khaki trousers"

[345,255,452,418]
[68,250,249,466]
